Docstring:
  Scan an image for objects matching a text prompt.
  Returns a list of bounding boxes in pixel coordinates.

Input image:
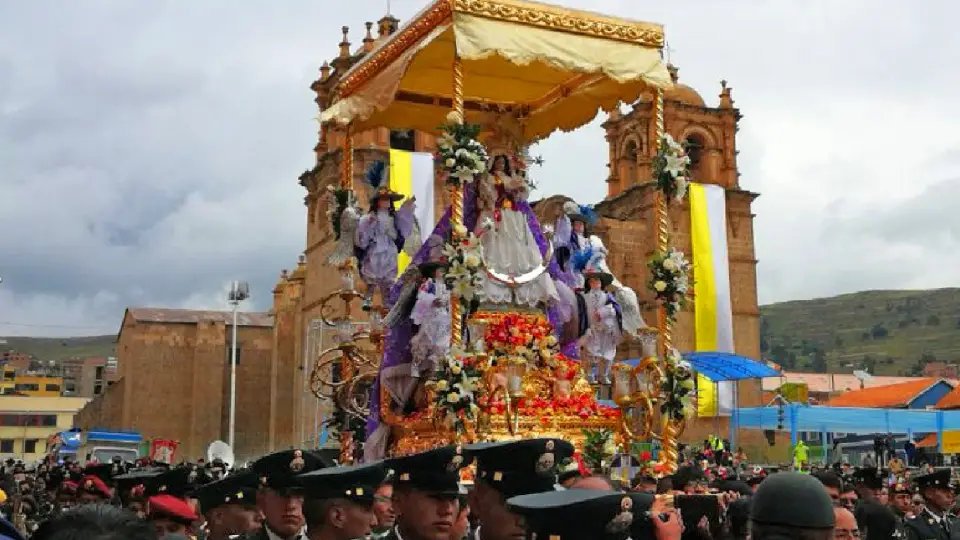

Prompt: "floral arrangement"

[659,347,696,422]
[653,133,692,203]
[426,346,484,434]
[581,429,617,472]
[549,353,580,381]
[647,248,693,323]
[443,219,493,315]
[482,312,557,364]
[436,117,489,186]
[480,394,621,421]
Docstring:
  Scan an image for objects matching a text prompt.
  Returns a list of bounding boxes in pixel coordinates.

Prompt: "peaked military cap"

[189,469,258,514]
[507,488,654,540]
[890,476,913,495]
[114,468,165,502]
[851,467,883,490]
[298,461,388,503]
[254,449,331,492]
[915,468,954,492]
[386,445,472,496]
[466,438,575,498]
[750,472,834,529]
[82,463,117,486]
[144,467,195,499]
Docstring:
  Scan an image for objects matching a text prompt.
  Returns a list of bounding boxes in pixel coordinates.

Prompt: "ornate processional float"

[309,0,699,476]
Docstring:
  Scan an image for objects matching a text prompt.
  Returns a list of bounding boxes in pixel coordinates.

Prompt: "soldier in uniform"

[297,460,387,540]
[236,449,331,540]
[143,466,202,538]
[851,467,898,535]
[889,477,915,538]
[903,469,960,540]
[463,438,574,540]
[382,445,471,540]
[114,468,164,518]
[190,469,262,540]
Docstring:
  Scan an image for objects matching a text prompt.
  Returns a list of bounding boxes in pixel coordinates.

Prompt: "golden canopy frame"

[319,0,685,473]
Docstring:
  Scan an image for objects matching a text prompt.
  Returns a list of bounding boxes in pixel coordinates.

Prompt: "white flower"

[662,258,676,271]
[451,365,462,375]
[453,168,476,182]
[602,438,617,456]
[654,280,667,292]
[446,392,460,404]
[664,153,688,177]
[463,253,481,269]
[674,177,689,201]
[542,224,554,236]
[445,158,456,168]
[480,217,495,232]
[453,280,475,300]
[453,224,468,238]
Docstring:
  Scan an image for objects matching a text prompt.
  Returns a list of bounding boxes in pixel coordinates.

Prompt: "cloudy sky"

[1,0,958,337]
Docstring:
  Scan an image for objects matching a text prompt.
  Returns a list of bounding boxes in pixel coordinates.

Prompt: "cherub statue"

[354,160,420,310]
[574,261,623,385]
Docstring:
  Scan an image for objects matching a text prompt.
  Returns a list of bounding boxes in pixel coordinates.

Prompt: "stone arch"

[618,134,641,186]
[680,126,718,182]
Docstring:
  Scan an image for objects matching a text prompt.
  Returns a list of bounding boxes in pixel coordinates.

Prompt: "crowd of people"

[0,439,958,540]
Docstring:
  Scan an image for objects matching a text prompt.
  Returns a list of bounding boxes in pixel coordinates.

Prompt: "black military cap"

[82,463,117,486]
[507,488,654,540]
[297,461,388,504]
[144,466,195,499]
[254,449,331,492]
[750,472,834,529]
[852,467,883,490]
[387,445,472,496]
[915,469,954,492]
[114,468,165,502]
[466,438,574,498]
[191,469,259,514]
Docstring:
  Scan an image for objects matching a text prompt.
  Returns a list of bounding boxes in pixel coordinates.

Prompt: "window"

[94,384,103,396]
[226,346,242,366]
[14,383,39,392]
[94,366,104,380]
[45,384,60,392]
[23,440,37,454]
[0,440,13,453]
[389,129,416,152]
[0,414,57,427]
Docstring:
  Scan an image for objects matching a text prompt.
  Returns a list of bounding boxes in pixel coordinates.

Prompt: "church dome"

[663,64,705,107]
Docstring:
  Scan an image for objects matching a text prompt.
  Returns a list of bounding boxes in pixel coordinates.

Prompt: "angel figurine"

[574,262,623,385]
[553,200,604,290]
[354,160,420,310]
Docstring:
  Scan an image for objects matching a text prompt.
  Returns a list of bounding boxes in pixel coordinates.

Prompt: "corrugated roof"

[126,308,274,327]
[936,386,960,410]
[825,378,944,408]
[762,372,927,394]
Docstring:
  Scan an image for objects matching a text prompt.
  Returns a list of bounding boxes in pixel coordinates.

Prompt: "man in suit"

[382,446,471,540]
[297,460,386,540]
[904,469,960,540]
[464,438,574,540]
[236,450,330,540]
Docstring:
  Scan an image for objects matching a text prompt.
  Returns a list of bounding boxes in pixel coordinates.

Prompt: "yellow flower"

[447,392,460,403]
[451,365,462,375]
[436,380,449,391]
[469,403,479,415]
[453,224,468,238]
[654,280,667,292]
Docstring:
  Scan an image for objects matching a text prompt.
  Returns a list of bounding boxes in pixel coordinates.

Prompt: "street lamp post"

[227,281,250,450]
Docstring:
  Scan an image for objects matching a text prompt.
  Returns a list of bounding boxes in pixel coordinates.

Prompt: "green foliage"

[1,335,116,364]
[581,429,613,473]
[759,288,960,376]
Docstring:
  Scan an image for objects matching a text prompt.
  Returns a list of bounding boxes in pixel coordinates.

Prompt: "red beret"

[148,494,198,525]
[59,480,78,494]
[79,475,112,498]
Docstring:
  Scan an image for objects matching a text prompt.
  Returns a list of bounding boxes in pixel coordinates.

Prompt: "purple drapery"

[365,186,573,439]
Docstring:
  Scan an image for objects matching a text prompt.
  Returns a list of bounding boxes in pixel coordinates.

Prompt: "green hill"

[0,335,116,364]
[760,288,960,376]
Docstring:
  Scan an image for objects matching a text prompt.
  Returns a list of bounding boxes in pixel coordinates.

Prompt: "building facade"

[74,308,296,462]
[0,396,90,461]
[62,357,118,398]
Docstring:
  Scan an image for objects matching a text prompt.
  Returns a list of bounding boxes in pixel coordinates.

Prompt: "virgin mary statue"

[365,140,577,461]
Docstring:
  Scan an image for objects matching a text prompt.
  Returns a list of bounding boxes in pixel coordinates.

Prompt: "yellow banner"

[943,432,960,453]
[389,149,414,274]
[691,184,718,416]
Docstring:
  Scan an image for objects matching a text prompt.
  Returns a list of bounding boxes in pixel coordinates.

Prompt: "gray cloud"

[1,0,959,336]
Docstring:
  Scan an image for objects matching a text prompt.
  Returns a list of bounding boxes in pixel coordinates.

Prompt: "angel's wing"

[613,283,647,337]
[383,273,420,328]
[328,206,361,266]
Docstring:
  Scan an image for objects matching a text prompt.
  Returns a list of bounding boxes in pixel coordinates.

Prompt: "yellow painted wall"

[13,375,63,397]
[0,396,90,461]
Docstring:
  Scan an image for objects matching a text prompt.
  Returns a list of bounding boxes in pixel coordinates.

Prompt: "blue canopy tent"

[735,404,960,456]
[621,352,781,449]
